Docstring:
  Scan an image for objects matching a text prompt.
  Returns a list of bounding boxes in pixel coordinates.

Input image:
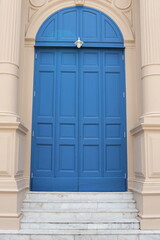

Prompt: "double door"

[31,47,127,191]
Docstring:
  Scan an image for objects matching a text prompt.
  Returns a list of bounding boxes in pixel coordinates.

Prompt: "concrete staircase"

[1,192,160,239]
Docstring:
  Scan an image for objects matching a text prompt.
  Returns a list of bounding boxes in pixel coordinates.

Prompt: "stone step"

[22,201,136,210]
[23,199,136,204]
[21,220,140,230]
[21,219,139,224]
[21,192,139,234]
[25,192,134,202]
[22,211,138,221]
[23,198,135,203]
[1,229,160,240]
[22,207,138,213]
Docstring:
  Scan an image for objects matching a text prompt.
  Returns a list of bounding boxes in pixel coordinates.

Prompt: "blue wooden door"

[31,47,127,191]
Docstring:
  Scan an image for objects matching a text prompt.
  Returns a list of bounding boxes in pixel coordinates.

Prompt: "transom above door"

[36,6,124,48]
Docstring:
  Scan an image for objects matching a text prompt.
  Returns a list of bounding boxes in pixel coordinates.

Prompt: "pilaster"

[140,0,160,117]
[0,0,23,115]
[131,0,160,230]
[0,0,28,229]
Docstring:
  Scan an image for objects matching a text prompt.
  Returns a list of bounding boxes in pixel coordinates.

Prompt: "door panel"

[55,49,78,185]
[59,9,78,40]
[32,50,55,183]
[31,48,126,191]
[103,50,126,186]
[79,49,102,184]
[81,9,100,41]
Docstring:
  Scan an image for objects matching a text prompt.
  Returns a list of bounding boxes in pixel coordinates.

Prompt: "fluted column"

[0,0,22,116]
[140,0,160,118]
[0,0,28,230]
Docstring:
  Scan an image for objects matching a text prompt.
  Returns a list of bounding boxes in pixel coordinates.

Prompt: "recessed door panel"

[105,73,121,117]
[38,72,54,117]
[59,10,78,40]
[81,9,100,41]
[83,72,100,117]
[37,145,53,171]
[59,72,77,117]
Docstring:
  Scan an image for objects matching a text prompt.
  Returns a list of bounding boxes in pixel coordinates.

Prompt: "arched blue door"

[31,7,127,191]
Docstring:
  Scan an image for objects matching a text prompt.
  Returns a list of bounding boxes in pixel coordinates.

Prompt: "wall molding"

[25,0,135,42]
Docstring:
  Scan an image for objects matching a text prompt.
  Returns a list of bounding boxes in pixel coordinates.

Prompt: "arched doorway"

[31,6,127,191]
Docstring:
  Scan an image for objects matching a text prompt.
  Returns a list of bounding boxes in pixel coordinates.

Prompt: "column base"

[0,217,22,230]
[131,120,160,230]
[133,185,160,230]
[139,217,160,230]
[0,116,28,230]
[0,188,27,230]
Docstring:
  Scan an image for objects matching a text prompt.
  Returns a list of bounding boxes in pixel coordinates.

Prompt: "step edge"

[21,219,140,223]
[5,230,160,235]
[21,209,139,213]
[23,200,136,203]
[26,192,133,194]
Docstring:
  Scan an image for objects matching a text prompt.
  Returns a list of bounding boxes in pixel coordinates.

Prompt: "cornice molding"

[131,123,160,136]
[0,122,28,134]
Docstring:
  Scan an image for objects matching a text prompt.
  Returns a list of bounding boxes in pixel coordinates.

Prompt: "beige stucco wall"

[0,0,160,230]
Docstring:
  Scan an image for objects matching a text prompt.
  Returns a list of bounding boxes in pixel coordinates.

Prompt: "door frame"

[24,3,136,191]
[31,45,127,191]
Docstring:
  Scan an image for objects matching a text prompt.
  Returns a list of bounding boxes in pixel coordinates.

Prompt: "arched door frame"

[23,2,136,191]
[30,6,127,191]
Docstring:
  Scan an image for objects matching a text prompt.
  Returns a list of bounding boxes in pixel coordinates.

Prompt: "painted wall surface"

[0,0,160,230]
